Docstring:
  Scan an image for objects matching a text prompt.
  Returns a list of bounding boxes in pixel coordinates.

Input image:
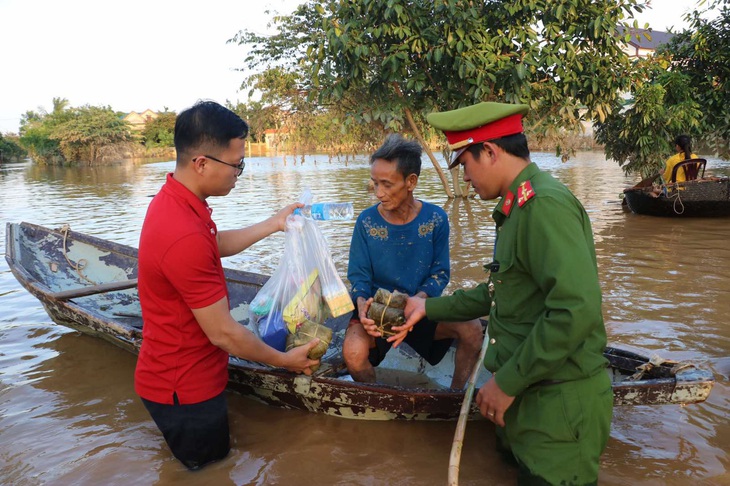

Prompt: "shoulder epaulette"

[517,180,536,207]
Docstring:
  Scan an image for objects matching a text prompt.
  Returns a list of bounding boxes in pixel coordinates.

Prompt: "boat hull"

[624,177,730,217]
[5,222,715,420]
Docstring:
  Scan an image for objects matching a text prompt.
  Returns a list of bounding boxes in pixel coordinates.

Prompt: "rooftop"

[617,26,676,50]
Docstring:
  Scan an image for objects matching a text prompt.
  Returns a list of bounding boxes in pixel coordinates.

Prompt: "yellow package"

[322,284,354,318]
[283,269,323,333]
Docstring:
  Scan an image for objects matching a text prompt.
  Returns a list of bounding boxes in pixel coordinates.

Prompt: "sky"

[0,0,712,134]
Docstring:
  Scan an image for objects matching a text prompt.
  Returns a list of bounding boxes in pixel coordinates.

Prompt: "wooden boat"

[623,159,730,217]
[5,222,715,420]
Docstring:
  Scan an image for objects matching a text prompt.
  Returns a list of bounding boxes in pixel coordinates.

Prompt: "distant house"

[617,26,675,58]
[264,128,290,149]
[123,109,158,131]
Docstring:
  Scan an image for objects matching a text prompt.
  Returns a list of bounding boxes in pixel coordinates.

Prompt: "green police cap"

[427,102,529,168]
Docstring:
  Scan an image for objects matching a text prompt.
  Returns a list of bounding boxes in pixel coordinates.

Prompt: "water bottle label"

[310,203,326,220]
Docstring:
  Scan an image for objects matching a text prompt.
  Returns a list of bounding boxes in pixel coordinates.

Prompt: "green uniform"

[426,163,612,485]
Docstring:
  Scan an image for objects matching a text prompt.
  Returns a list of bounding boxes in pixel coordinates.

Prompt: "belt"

[529,379,565,388]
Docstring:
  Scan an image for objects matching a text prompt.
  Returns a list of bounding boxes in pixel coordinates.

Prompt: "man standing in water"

[401,102,612,484]
[135,100,319,470]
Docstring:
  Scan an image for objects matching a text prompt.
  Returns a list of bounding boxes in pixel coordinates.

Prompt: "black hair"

[675,134,692,160]
[466,133,531,161]
[174,100,249,160]
[370,134,423,178]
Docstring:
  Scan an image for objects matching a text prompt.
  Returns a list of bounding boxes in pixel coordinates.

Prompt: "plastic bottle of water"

[297,202,354,220]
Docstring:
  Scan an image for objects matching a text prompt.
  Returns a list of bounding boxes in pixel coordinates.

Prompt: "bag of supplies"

[250,193,353,354]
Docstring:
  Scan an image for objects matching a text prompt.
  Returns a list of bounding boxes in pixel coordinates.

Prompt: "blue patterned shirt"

[348,200,450,301]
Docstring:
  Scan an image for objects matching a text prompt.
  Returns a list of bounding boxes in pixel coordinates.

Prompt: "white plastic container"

[298,202,354,221]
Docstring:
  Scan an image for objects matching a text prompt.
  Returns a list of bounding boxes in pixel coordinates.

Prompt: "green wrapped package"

[373,288,408,308]
[286,319,333,372]
[367,301,406,337]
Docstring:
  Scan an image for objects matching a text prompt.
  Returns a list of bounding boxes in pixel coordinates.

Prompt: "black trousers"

[141,391,230,470]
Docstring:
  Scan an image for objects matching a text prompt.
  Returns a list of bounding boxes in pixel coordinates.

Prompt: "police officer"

[398,102,612,485]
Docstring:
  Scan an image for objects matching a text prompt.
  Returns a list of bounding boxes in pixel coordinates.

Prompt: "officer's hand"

[282,338,321,375]
[385,327,408,348]
[386,295,425,347]
[403,295,426,327]
[475,375,515,427]
[386,318,416,348]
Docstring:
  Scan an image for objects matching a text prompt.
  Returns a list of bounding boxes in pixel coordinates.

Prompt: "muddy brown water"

[1,152,729,485]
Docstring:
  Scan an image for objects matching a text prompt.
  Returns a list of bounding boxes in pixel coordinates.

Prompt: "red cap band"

[444,113,524,149]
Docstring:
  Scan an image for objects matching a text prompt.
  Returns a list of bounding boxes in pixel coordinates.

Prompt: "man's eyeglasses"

[197,154,245,176]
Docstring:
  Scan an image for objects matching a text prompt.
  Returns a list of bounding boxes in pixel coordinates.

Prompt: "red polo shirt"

[135,173,229,405]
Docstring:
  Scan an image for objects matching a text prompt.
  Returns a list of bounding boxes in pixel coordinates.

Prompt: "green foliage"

[233,66,387,153]
[19,101,132,164]
[597,0,730,175]
[660,0,730,159]
[20,124,63,164]
[234,0,645,156]
[141,111,177,148]
[19,106,68,164]
[229,99,278,143]
[595,60,702,176]
[50,105,132,162]
[239,66,309,140]
[0,133,27,161]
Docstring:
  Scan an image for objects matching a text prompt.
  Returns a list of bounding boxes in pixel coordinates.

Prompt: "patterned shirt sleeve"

[347,213,373,302]
[418,206,450,297]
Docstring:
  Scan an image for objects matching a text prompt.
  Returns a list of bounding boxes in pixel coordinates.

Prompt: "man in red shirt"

[135,100,319,470]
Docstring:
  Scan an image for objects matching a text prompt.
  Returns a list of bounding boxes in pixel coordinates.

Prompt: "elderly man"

[344,134,483,390]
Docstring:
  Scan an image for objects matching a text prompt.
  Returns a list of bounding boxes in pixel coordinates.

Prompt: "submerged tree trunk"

[403,107,455,199]
[450,166,464,197]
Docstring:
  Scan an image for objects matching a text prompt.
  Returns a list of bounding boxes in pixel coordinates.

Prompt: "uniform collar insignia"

[501,190,515,216]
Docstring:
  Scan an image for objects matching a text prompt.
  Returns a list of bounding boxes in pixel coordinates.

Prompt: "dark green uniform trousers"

[496,372,613,485]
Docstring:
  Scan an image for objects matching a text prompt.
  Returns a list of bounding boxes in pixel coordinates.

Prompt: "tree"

[662,0,730,159]
[230,99,277,143]
[237,66,387,157]
[234,0,646,196]
[19,105,70,164]
[595,58,703,177]
[51,97,70,116]
[19,102,132,164]
[141,110,177,148]
[0,133,26,162]
[50,105,132,163]
[596,0,730,176]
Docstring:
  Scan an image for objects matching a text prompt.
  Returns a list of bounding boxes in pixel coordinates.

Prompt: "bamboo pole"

[448,326,490,486]
[50,278,138,301]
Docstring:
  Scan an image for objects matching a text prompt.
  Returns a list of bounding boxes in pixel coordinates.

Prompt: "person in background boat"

[402,102,613,485]
[661,134,699,183]
[135,100,320,470]
[343,134,483,390]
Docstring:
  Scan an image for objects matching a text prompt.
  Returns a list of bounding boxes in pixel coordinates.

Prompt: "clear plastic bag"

[250,192,354,351]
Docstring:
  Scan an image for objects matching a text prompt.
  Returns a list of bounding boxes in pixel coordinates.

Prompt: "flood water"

[1,151,729,485]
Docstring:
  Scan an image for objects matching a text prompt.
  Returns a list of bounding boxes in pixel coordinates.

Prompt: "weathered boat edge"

[5,222,716,420]
[624,177,730,217]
